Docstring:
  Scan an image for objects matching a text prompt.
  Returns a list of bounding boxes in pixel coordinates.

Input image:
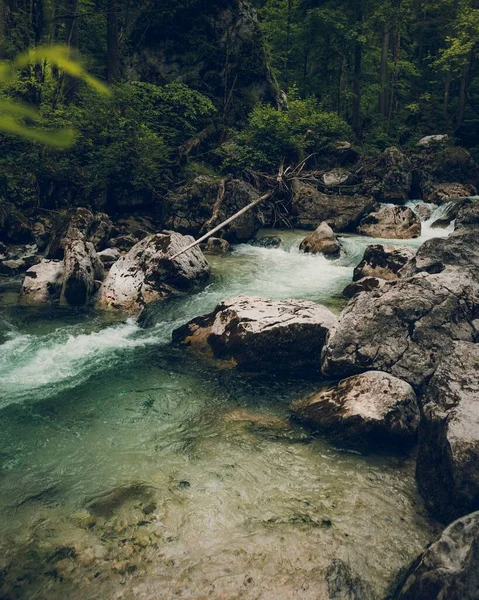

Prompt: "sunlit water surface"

[0,204,449,599]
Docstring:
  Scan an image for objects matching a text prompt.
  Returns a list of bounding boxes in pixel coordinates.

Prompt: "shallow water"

[0,206,447,599]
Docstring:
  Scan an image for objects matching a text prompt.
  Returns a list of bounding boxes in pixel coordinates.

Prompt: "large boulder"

[292,371,419,448]
[291,179,375,232]
[322,271,479,390]
[343,276,386,299]
[172,296,337,372]
[424,182,476,204]
[357,205,421,239]
[416,342,479,523]
[46,208,112,259]
[299,222,341,256]
[97,232,210,314]
[60,240,104,306]
[400,202,479,277]
[164,177,262,242]
[389,511,479,600]
[20,259,64,303]
[417,134,449,147]
[381,147,412,203]
[353,245,414,281]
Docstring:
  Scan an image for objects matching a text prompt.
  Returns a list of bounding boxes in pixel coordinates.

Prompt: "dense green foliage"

[1,0,478,211]
[252,0,479,148]
[220,97,351,171]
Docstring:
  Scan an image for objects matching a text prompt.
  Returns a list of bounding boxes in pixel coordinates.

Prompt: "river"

[0,203,451,599]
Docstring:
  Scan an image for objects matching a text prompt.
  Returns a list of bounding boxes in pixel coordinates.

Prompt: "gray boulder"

[165,177,262,242]
[353,245,414,281]
[98,247,122,268]
[416,342,479,523]
[97,231,210,314]
[389,511,479,600]
[292,371,419,448]
[400,202,479,277]
[424,182,476,204]
[299,222,341,256]
[291,179,375,232]
[381,147,412,203]
[321,168,352,187]
[61,240,104,306]
[357,205,421,239]
[173,296,337,372]
[20,259,64,303]
[322,271,479,390]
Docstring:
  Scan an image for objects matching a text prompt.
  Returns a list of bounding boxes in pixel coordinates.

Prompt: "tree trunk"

[455,49,474,131]
[107,0,120,83]
[352,33,362,134]
[0,0,7,58]
[378,22,390,117]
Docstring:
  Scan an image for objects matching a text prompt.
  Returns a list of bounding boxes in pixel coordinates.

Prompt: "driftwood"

[170,188,275,260]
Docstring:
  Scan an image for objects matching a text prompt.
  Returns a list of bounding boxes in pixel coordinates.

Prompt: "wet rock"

[291,179,375,232]
[326,559,378,600]
[357,205,421,239]
[201,237,231,254]
[417,134,449,147]
[424,182,476,204]
[343,276,386,299]
[400,204,479,277]
[252,236,282,248]
[97,247,122,268]
[416,342,479,522]
[165,177,262,242]
[20,259,64,303]
[292,371,419,448]
[322,271,479,390]
[322,168,352,187]
[389,511,479,600]
[61,240,104,306]
[353,245,414,281]
[86,483,156,519]
[97,231,210,314]
[381,147,412,203]
[173,296,337,372]
[224,408,289,429]
[299,222,341,256]
[414,203,436,220]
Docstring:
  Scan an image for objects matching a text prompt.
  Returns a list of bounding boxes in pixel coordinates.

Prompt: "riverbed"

[0,204,450,599]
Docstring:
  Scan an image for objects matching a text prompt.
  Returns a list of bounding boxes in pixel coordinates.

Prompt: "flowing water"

[0,204,449,599]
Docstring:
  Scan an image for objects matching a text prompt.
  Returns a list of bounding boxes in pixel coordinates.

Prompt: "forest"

[1,0,479,214]
[1,2,479,600]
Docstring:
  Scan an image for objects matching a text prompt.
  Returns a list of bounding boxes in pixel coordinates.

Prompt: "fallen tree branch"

[170,188,275,260]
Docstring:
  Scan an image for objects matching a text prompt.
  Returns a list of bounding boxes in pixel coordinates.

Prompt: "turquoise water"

[0,217,446,599]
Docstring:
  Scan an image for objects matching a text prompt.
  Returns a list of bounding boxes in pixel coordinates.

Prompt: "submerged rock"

[389,511,479,600]
[173,296,337,372]
[252,236,282,248]
[357,205,421,239]
[322,271,479,390]
[292,371,419,448]
[326,559,378,600]
[21,259,64,303]
[201,237,231,254]
[97,231,210,314]
[299,222,341,256]
[416,341,479,523]
[353,245,414,281]
[291,179,375,232]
